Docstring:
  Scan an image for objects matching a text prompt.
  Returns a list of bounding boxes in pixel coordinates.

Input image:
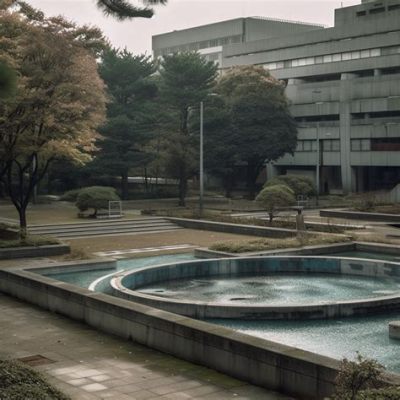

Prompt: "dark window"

[388,4,400,11]
[371,138,400,151]
[369,7,385,14]
[356,11,367,16]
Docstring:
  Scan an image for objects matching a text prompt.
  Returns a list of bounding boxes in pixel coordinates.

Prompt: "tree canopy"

[96,0,167,20]
[158,52,218,206]
[0,6,107,237]
[215,65,298,198]
[93,48,157,199]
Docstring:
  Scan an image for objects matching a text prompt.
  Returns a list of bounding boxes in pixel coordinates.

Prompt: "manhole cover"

[17,355,55,367]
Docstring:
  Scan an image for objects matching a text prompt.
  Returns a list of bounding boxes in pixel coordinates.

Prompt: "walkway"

[0,293,293,400]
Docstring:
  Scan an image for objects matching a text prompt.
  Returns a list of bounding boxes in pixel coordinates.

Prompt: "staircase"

[28,217,182,239]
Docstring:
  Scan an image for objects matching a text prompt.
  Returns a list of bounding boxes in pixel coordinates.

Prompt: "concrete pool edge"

[194,241,400,259]
[0,264,355,400]
[111,255,400,320]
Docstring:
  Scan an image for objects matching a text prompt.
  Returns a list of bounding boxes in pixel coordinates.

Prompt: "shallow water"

[210,313,400,372]
[44,253,197,288]
[138,273,400,305]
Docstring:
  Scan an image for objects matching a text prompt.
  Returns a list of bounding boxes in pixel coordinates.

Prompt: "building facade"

[153,0,400,193]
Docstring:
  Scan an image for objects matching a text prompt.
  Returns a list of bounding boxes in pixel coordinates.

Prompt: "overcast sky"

[29,0,360,55]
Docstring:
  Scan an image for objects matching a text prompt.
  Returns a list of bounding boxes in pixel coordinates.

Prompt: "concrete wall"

[167,217,297,238]
[0,244,70,260]
[0,267,341,400]
[112,255,400,320]
[320,209,400,222]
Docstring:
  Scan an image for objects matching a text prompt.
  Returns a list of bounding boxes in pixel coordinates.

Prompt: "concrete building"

[153,0,400,194]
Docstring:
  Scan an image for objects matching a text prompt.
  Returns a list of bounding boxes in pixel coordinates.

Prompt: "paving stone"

[81,383,108,392]
[0,292,294,400]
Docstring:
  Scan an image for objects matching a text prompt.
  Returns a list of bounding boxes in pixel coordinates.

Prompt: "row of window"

[156,35,242,57]
[296,139,340,152]
[356,3,400,17]
[352,138,400,151]
[263,45,400,71]
[296,138,400,153]
[264,47,385,71]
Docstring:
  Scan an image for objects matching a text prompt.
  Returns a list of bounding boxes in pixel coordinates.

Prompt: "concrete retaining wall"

[0,244,70,260]
[166,217,297,238]
[0,267,340,400]
[320,209,400,222]
[194,242,355,258]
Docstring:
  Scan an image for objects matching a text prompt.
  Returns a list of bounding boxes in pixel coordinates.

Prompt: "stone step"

[29,217,167,229]
[29,220,175,234]
[50,225,182,239]
[28,217,183,239]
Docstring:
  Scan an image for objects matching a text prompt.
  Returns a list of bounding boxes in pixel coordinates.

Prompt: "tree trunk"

[178,176,187,206]
[246,161,261,200]
[121,171,129,200]
[268,212,273,223]
[17,206,28,240]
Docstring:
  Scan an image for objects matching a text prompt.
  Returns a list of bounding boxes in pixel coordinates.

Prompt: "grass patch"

[0,359,69,400]
[210,234,350,254]
[0,235,60,249]
[62,247,90,260]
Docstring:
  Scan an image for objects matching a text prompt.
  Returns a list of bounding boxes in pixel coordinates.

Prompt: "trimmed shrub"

[334,354,384,400]
[0,360,69,400]
[60,188,81,202]
[255,184,295,222]
[264,174,316,197]
[76,186,120,217]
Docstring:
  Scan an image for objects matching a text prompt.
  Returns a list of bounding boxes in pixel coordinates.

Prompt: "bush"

[76,186,120,217]
[255,184,295,222]
[264,174,316,197]
[60,188,82,202]
[356,387,400,400]
[209,234,349,254]
[334,354,384,400]
[0,360,69,400]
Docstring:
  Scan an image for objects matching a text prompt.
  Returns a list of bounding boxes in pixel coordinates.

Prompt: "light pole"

[315,100,324,207]
[199,100,204,217]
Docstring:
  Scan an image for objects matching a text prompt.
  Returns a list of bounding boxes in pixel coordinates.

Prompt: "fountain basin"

[111,256,400,320]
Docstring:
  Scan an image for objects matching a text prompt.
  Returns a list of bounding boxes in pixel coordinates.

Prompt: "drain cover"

[17,355,55,367]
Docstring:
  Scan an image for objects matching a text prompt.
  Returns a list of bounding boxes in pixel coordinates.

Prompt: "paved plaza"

[0,293,292,400]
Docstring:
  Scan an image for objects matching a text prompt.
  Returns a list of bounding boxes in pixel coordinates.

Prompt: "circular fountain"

[110,256,400,320]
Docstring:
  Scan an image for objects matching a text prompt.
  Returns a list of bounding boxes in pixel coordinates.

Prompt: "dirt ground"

[66,229,254,256]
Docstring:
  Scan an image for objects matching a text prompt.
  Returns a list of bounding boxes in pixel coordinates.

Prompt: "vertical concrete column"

[339,73,356,194]
[266,162,278,181]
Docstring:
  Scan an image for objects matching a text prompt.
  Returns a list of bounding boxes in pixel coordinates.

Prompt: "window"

[303,140,312,151]
[351,51,360,59]
[342,52,352,61]
[361,49,370,58]
[371,138,400,151]
[369,7,385,14]
[322,139,340,152]
[389,4,400,11]
[351,139,371,151]
[323,54,332,63]
[357,10,367,16]
[332,53,341,62]
[370,48,381,57]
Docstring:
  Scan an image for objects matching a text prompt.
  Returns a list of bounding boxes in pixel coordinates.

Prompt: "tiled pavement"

[0,293,294,400]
